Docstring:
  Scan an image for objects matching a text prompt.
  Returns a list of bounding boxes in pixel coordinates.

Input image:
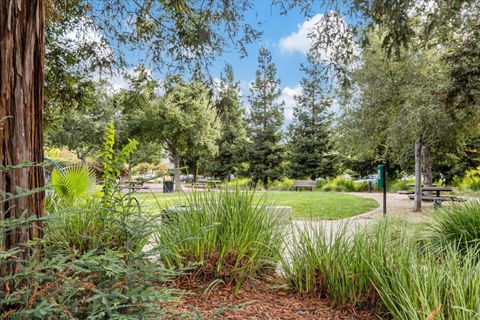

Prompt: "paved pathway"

[292,192,435,236]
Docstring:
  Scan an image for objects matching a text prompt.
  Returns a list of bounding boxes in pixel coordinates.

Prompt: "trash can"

[163,180,174,193]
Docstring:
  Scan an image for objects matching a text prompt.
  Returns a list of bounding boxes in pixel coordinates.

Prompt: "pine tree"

[211,65,247,180]
[248,48,285,188]
[288,50,333,179]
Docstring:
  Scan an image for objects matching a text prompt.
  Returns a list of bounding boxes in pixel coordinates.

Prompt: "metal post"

[382,160,387,216]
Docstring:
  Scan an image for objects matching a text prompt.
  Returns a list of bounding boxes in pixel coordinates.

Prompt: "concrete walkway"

[292,192,434,236]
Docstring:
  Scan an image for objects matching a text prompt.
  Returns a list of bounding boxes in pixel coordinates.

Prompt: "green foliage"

[386,179,411,192]
[283,219,480,319]
[288,48,333,180]
[268,178,295,191]
[321,176,359,192]
[1,172,177,318]
[100,121,138,197]
[50,166,96,202]
[209,64,248,180]
[136,78,220,188]
[247,47,285,188]
[418,201,480,255]
[45,81,115,163]
[154,189,287,288]
[282,223,381,308]
[1,240,177,319]
[45,193,149,254]
[458,168,480,191]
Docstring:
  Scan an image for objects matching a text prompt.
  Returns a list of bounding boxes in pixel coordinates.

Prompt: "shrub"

[418,200,480,254]
[386,179,411,192]
[154,189,287,287]
[1,189,177,319]
[268,178,294,191]
[459,168,480,191]
[45,193,150,254]
[1,239,177,319]
[225,177,251,189]
[321,176,358,192]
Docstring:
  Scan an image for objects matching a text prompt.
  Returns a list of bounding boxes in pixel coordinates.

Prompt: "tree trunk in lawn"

[421,144,433,188]
[172,152,182,191]
[413,138,422,212]
[0,0,45,275]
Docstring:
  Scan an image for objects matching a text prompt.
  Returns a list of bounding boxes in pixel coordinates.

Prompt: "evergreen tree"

[210,65,247,180]
[247,48,285,188]
[288,50,333,179]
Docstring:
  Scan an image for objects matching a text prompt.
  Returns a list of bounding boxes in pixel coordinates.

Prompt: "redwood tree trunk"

[0,0,45,274]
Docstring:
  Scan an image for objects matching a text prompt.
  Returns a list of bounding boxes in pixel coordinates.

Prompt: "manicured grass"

[135,191,379,220]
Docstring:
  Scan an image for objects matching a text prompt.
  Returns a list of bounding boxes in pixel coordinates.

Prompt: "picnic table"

[407,186,465,207]
[422,186,452,197]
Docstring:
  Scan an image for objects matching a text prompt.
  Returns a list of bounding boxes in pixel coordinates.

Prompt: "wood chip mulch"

[165,277,377,319]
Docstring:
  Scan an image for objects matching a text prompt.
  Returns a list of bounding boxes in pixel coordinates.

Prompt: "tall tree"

[46,81,115,164]
[288,49,333,180]
[138,79,220,191]
[0,0,268,261]
[210,65,247,180]
[0,0,45,274]
[248,48,285,188]
[338,31,476,211]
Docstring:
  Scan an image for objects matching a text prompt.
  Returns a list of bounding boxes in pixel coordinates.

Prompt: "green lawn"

[135,191,379,220]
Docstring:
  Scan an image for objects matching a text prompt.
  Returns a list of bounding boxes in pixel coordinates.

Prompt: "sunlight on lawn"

[135,191,379,220]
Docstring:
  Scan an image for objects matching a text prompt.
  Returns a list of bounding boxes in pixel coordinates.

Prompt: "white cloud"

[279,13,358,64]
[279,84,302,122]
[279,14,324,55]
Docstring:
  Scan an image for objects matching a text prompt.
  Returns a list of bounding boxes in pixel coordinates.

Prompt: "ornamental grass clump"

[283,218,480,319]
[154,188,287,287]
[282,222,392,309]
[418,200,480,254]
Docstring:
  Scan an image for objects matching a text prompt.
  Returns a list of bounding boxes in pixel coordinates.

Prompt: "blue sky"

[103,3,336,122]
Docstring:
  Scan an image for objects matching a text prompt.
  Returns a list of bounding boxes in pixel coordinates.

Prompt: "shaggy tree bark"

[421,144,433,188]
[413,139,422,212]
[172,151,182,191]
[0,0,45,275]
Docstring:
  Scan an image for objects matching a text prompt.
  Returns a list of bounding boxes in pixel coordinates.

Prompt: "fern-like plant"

[51,165,96,202]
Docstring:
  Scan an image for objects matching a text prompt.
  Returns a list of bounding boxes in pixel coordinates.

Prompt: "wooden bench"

[398,190,414,195]
[293,180,316,191]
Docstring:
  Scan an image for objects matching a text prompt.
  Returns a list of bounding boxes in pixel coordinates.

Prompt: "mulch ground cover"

[166,276,377,319]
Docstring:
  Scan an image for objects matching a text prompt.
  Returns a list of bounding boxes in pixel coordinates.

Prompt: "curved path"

[292,192,435,236]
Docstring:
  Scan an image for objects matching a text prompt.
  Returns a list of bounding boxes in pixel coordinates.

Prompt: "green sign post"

[377,162,387,216]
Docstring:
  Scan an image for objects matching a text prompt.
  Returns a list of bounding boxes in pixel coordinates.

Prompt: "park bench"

[398,190,414,195]
[293,180,316,191]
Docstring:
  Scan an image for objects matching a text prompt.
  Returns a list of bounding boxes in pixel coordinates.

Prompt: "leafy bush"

[321,176,358,192]
[458,168,480,191]
[1,238,177,319]
[1,188,177,319]
[418,200,480,254]
[154,189,287,287]
[268,178,294,191]
[386,179,411,192]
[225,177,251,189]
